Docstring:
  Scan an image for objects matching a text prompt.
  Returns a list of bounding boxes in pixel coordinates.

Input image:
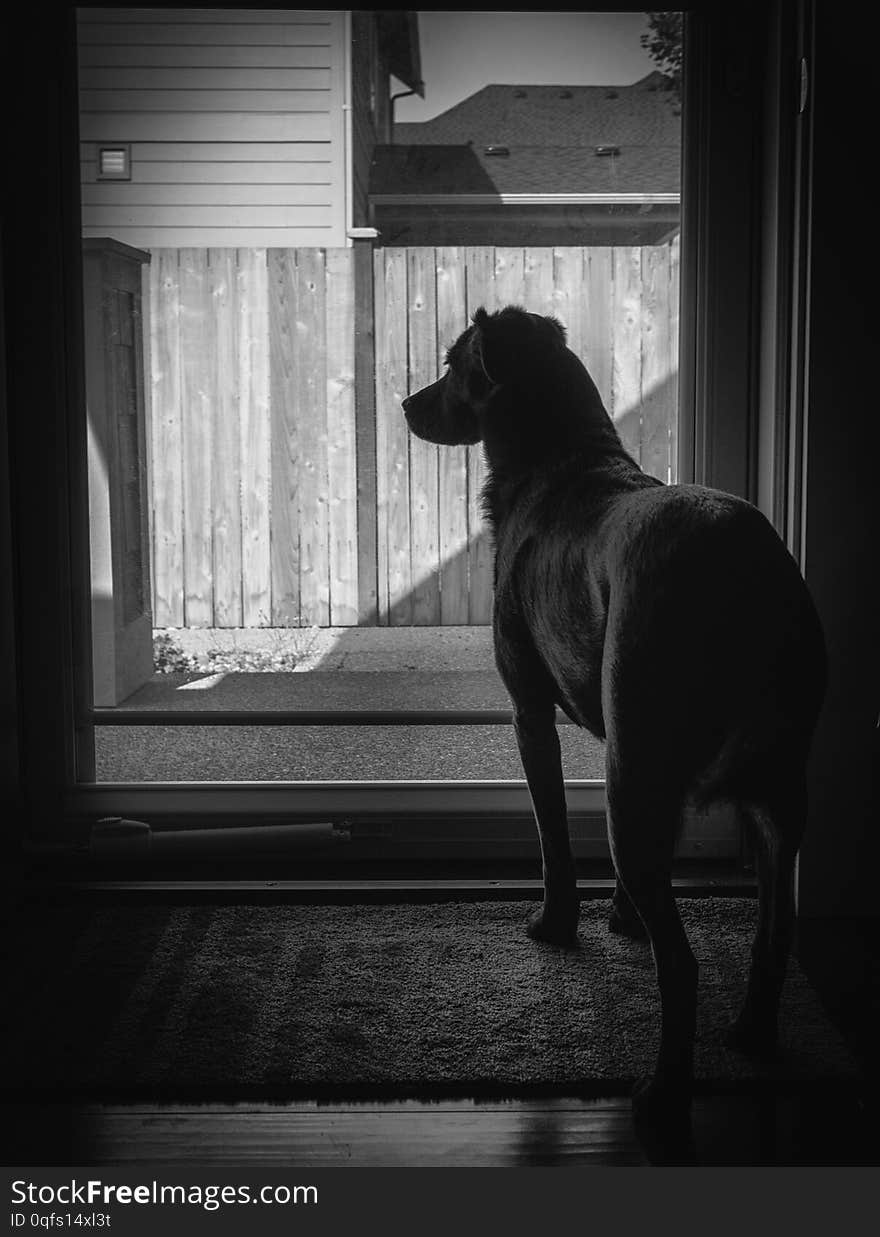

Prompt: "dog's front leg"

[514,707,580,946]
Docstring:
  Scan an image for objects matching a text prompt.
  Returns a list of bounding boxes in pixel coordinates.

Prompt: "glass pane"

[78,9,682,783]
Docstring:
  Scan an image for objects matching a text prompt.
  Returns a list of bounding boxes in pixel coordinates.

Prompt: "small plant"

[153,629,303,674]
[153,631,201,674]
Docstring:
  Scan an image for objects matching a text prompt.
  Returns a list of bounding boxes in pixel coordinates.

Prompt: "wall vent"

[97,145,132,181]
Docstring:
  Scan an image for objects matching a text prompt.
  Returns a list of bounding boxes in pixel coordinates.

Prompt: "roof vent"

[594,145,620,157]
[559,89,573,99]
[514,89,527,98]
[484,145,510,157]
[605,90,619,100]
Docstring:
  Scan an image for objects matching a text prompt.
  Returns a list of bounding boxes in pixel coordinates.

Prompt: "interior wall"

[797,6,880,915]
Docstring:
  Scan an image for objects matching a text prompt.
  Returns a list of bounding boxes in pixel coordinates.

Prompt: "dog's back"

[496,468,826,801]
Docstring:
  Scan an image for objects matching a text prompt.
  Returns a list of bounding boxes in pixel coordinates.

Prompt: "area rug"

[3,898,858,1097]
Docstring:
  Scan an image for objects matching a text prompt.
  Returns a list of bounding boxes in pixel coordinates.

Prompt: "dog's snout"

[401,395,412,413]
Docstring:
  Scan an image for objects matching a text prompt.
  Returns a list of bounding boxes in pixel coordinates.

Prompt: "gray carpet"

[4,898,857,1095]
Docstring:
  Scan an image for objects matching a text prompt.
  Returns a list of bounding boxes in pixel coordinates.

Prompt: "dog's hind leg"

[609,881,648,940]
[727,772,806,1059]
[605,761,697,1124]
[514,706,580,946]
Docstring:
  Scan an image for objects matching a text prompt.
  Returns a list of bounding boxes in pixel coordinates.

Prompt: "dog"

[402,305,827,1128]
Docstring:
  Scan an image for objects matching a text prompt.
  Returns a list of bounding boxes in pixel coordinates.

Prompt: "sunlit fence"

[146,240,679,628]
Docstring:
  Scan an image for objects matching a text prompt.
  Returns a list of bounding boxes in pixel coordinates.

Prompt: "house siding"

[77,7,347,247]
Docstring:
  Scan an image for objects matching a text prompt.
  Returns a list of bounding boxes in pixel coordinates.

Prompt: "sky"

[394,11,660,122]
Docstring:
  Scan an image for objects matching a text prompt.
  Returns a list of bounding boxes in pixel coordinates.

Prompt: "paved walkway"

[96,628,606,782]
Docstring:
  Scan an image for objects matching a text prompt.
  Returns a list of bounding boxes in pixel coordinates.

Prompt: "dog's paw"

[525,904,580,948]
[607,905,648,940]
[724,1016,782,1062]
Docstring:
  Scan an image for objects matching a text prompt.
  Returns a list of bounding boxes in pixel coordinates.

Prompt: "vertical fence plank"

[239,248,271,627]
[210,248,243,627]
[150,250,184,627]
[641,245,672,483]
[268,249,300,625]
[494,246,525,308]
[584,247,613,411]
[669,233,681,483]
[326,247,358,626]
[464,247,495,624]
[612,246,643,462]
[407,247,440,625]
[354,241,378,624]
[373,247,390,625]
[524,247,556,317]
[294,248,330,627]
[375,248,412,625]
[436,246,469,625]
[553,247,585,361]
[179,247,214,626]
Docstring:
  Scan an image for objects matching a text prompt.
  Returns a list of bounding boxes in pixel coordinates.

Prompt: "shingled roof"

[372,72,680,198]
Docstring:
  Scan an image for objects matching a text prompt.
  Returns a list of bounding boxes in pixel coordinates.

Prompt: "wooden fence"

[146,241,679,628]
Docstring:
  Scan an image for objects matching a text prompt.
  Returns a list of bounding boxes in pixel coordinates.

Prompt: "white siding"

[77,8,347,247]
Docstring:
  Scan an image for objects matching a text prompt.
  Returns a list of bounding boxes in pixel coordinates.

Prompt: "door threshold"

[24,875,757,897]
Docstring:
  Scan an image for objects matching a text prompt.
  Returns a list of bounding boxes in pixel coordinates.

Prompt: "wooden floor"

[7,1091,876,1167]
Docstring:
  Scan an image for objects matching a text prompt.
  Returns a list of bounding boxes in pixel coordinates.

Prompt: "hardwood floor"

[6,1090,875,1167]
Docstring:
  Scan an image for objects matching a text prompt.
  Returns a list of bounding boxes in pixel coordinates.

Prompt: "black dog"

[403,305,826,1124]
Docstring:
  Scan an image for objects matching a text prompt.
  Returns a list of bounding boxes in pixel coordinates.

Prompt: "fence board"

[354,241,378,624]
[150,250,184,626]
[373,248,390,625]
[268,249,300,625]
[494,246,525,308]
[376,248,412,625]
[584,247,613,411]
[294,248,330,626]
[641,245,672,483]
[612,246,643,460]
[553,247,584,360]
[407,247,440,625]
[524,247,556,318]
[179,247,214,625]
[326,247,358,626]
[436,246,469,625]
[210,248,243,626]
[464,248,495,624]
[239,247,271,626]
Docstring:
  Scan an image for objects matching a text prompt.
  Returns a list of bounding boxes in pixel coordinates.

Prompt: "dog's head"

[402,306,568,446]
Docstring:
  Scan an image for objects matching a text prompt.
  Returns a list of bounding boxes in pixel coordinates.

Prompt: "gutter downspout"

[389,87,419,141]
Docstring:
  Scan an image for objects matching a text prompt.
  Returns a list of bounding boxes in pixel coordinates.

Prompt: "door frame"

[4,5,799,867]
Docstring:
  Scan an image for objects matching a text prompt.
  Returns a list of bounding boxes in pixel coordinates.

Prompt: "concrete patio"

[96,627,606,782]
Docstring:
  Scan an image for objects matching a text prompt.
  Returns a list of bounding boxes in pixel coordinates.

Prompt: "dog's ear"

[471,306,566,385]
[470,306,519,385]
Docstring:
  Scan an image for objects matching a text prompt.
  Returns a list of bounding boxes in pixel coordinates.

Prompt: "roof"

[377,11,423,97]
[372,73,680,199]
